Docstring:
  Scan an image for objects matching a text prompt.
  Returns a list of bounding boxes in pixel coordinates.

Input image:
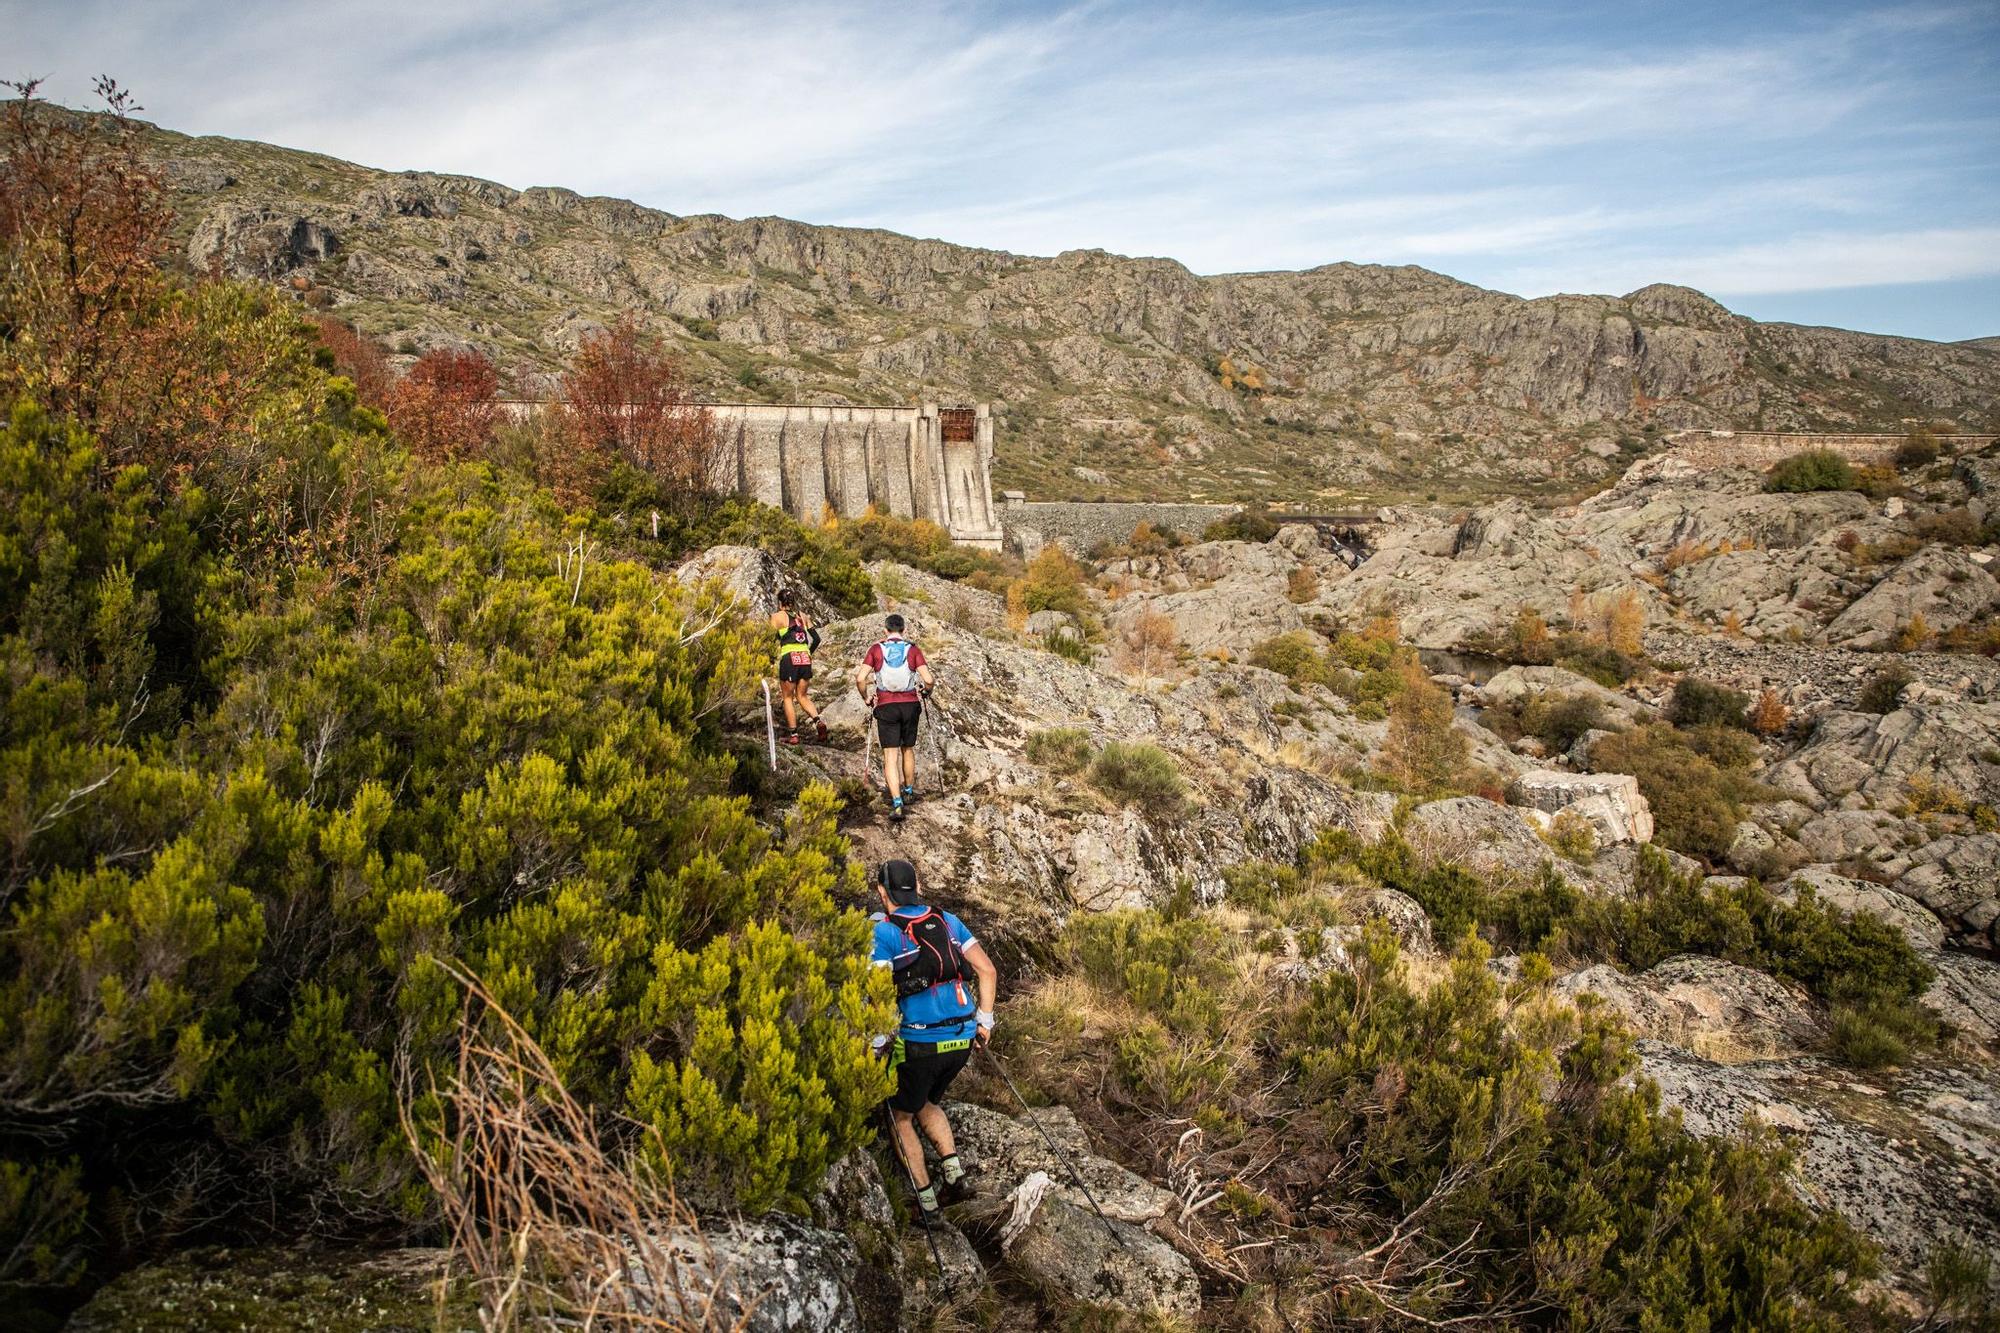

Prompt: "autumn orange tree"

[388,346,499,460]
[558,317,719,508]
[1,79,305,478]
[0,78,169,432]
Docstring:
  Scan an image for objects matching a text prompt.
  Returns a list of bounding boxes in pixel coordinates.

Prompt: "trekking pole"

[921,689,952,778]
[761,679,778,772]
[981,1046,1127,1248]
[881,1102,951,1295]
[862,703,877,796]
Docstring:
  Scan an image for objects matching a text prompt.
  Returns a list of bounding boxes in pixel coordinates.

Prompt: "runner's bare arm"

[964,941,997,1044]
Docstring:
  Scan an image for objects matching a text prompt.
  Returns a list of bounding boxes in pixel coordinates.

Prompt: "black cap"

[877,859,922,905]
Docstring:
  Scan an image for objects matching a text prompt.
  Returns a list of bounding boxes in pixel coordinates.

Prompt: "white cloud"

[6,0,1996,333]
[1501,227,2000,298]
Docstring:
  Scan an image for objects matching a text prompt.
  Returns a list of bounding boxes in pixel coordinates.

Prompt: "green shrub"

[1087,742,1187,812]
[706,500,875,615]
[1045,630,1095,664]
[1588,724,1763,860]
[1220,860,1305,911]
[1501,846,1937,1018]
[1025,726,1095,774]
[1894,431,1942,469]
[1248,631,1336,685]
[1539,808,1599,863]
[1283,927,1877,1326]
[1520,693,1603,751]
[1031,886,1886,1326]
[1683,721,1761,768]
[1920,1240,1999,1329]
[1765,449,1857,493]
[1857,663,1912,714]
[1069,909,1228,1009]
[0,335,892,1297]
[1829,998,1935,1068]
[1309,830,1488,940]
[1668,678,1751,730]
[833,508,1014,585]
[1552,632,1645,686]
[636,490,875,616]
[1201,504,1279,543]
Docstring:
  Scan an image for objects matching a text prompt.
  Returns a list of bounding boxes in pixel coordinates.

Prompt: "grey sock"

[940,1155,965,1185]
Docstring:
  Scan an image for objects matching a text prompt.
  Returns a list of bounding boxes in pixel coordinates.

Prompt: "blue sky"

[9,0,1998,340]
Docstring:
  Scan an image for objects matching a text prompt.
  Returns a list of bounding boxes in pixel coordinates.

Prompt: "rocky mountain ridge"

[118,114,2000,504]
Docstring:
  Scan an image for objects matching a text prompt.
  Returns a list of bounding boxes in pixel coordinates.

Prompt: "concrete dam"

[709,402,1003,550]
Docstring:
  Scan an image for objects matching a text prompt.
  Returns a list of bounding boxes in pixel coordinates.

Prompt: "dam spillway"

[708,402,1003,550]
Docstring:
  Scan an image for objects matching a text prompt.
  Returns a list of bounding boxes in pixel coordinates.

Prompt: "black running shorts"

[890,1042,970,1114]
[777,660,813,683]
[874,700,921,748]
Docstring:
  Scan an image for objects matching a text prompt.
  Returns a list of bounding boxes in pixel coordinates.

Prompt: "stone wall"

[1000,498,1240,557]
[1663,430,1999,472]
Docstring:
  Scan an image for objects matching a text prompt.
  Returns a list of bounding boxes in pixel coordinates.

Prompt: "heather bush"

[1025,726,1095,774]
[1669,677,1752,729]
[1087,742,1187,813]
[1766,449,1857,493]
[1010,890,1882,1328]
[1858,663,1913,714]
[1588,724,1764,860]
[1201,504,1279,543]
[1519,692,1603,751]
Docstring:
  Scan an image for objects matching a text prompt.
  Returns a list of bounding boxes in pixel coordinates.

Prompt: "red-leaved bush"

[387,347,499,461]
[1,79,304,474]
[311,316,393,409]
[557,317,718,508]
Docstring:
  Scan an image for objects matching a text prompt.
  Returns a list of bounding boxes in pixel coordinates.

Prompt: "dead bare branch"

[399,965,759,1332]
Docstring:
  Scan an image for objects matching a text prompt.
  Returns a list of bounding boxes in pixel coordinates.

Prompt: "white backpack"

[875,638,917,693]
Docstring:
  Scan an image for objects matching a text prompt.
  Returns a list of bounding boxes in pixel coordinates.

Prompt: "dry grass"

[402,968,753,1333]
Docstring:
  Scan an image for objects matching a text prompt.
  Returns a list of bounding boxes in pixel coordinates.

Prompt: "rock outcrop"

[943,1102,1202,1318]
[69,1247,469,1332]
[1001,1186,1202,1318]
[1559,956,1825,1061]
[1640,1045,2000,1279]
[1510,769,1654,844]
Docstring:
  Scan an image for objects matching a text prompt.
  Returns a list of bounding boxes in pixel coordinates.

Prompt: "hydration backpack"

[889,906,972,1007]
[782,613,813,667]
[875,638,917,693]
